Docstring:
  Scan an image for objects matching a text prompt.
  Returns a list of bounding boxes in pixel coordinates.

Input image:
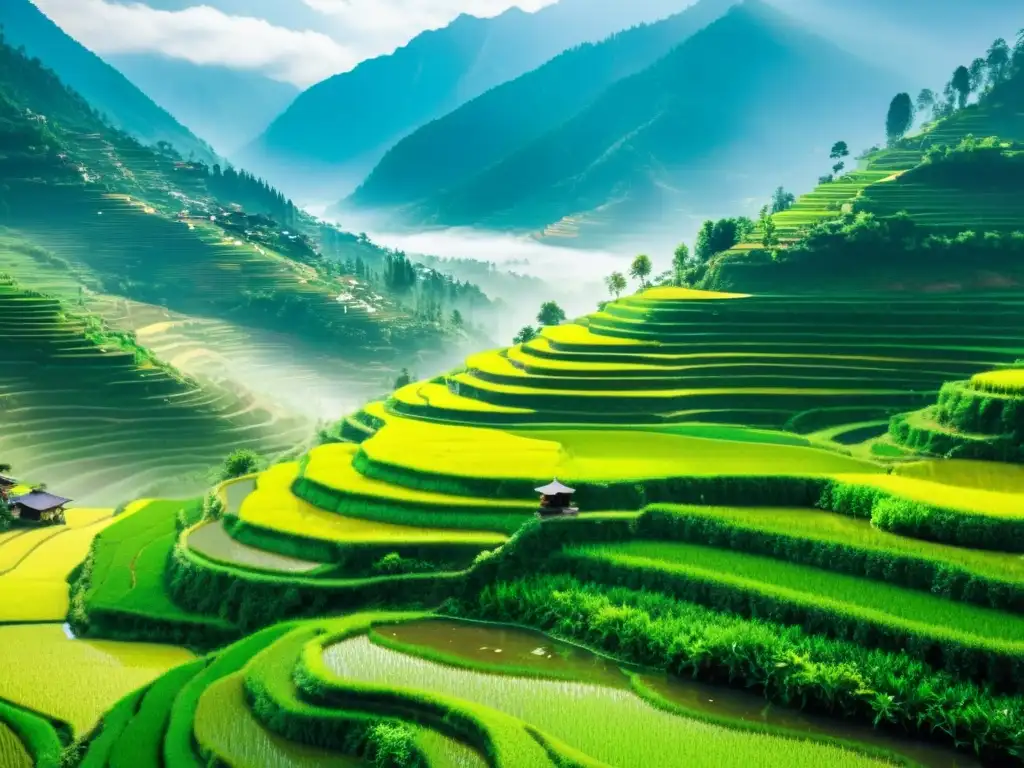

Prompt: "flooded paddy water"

[325,619,981,768]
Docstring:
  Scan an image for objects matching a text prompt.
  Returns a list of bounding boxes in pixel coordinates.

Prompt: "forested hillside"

[699,30,1024,292]
[243,0,698,195]
[0,33,489,360]
[393,0,896,246]
[347,0,735,212]
[0,0,214,163]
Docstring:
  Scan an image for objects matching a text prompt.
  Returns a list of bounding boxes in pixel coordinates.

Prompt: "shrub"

[219,450,262,482]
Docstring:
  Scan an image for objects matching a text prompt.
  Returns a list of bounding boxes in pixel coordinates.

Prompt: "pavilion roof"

[535,479,575,495]
[10,491,72,512]
[0,474,18,486]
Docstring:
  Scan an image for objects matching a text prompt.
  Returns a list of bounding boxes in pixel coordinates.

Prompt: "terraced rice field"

[0,508,116,622]
[567,540,1024,646]
[0,278,309,505]
[5,187,383,341]
[58,286,1024,767]
[321,634,886,768]
[0,624,192,735]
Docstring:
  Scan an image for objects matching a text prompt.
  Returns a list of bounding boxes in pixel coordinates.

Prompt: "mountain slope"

[0,34,467,362]
[704,56,1024,293]
[399,0,899,246]
[347,0,736,212]
[0,0,215,162]
[242,0,697,196]
[104,55,299,155]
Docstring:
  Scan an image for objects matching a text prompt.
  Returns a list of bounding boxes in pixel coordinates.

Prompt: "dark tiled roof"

[11,491,71,512]
[0,474,18,486]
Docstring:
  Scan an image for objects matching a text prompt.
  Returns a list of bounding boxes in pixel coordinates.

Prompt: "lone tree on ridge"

[605,271,627,298]
[513,325,538,344]
[951,65,972,109]
[771,186,795,214]
[885,93,914,146]
[630,254,653,289]
[394,368,414,389]
[916,89,936,120]
[829,141,849,179]
[220,449,262,481]
[536,301,567,327]
[671,244,690,286]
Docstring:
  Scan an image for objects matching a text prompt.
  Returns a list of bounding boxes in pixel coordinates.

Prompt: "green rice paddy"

[567,541,1024,648]
[319,634,888,767]
[0,275,308,505]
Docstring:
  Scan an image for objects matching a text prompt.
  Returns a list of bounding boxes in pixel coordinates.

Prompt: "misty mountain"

[241,0,699,198]
[104,55,299,155]
[0,0,215,162]
[387,0,899,246]
[347,0,737,213]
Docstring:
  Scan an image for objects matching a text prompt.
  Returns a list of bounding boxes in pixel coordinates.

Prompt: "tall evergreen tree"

[885,93,914,146]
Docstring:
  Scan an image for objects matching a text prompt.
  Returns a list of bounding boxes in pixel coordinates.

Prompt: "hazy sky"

[31,0,558,87]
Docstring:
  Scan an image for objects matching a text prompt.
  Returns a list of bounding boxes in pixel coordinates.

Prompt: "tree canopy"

[513,325,538,344]
[605,271,627,298]
[629,254,653,288]
[220,449,262,481]
[885,93,914,146]
[536,301,567,326]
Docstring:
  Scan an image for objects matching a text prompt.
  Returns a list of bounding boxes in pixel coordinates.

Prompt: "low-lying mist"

[366,226,633,331]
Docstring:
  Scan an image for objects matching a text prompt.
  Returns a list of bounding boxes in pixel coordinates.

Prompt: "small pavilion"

[535,479,578,518]
[9,491,71,525]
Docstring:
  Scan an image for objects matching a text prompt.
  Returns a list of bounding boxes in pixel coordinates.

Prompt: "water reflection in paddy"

[365,619,981,768]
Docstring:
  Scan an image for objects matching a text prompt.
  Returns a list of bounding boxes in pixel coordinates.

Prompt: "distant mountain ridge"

[104,55,299,155]
[241,0,699,197]
[0,0,215,163]
[346,0,738,213]
[379,0,899,246]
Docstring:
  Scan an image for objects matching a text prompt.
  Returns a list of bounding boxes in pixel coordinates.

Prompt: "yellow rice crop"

[363,418,878,484]
[894,459,1024,495]
[0,510,118,622]
[0,624,193,735]
[838,473,1024,518]
[362,419,562,481]
[0,528,64,572]
[540,324,654,347]
[971,369,1024,395]
[242,461,505,545]
[306,444,528,511]
[0,723,31,768]
[637,287,750,301]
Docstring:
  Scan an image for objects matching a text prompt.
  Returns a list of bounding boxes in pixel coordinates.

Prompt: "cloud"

[32,0,560,88]
[302,1,557,44]
[32,0,358,86]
